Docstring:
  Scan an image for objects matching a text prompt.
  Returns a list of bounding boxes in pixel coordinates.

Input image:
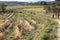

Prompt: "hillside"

[0,7,57,40]
[0,1,29,6]
[0,1,54,6]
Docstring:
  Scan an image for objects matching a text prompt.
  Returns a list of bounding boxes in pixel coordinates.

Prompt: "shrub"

[0,3,7,12]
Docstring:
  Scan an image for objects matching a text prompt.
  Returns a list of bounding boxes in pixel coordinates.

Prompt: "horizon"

[0,0,55,2]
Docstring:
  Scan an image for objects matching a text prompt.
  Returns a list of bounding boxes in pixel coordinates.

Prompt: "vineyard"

[0,7,57,40]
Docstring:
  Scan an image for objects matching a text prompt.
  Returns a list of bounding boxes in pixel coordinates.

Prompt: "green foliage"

[55,0,60,1]
[40,1,48,5]
[0,3,7,12]
[4,29,15,40]
[35,19,56,40]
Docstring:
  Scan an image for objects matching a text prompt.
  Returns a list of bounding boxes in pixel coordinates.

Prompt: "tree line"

[44,0,60,18]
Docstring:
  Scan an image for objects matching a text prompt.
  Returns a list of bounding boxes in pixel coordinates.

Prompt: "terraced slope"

[0,9,57,40]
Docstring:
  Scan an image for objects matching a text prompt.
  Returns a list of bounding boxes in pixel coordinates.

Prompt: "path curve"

[55,19,60,40]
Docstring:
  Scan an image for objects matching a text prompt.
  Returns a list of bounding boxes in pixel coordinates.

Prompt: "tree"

[40,1,48,5]
[0,3,7,12]
[44,0,60,19]
[55,0,60,1]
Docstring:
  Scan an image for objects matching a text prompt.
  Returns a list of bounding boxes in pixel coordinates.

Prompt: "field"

[0,6,57,40]
[6,6,42,10]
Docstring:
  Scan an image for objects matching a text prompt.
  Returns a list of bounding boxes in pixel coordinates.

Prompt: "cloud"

[0,0,55,2]
[0,0,31,1]
[46,0,54,1]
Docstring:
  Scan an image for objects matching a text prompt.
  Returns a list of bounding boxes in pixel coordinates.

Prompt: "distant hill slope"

[0,1,54,6]
[0,1,29,6]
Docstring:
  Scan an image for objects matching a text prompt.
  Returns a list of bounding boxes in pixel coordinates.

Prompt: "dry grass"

[31,19,36,24]
[13,24,22,38]
[0,32,4,40]
[6,6,43,10]
[20,20,34,31]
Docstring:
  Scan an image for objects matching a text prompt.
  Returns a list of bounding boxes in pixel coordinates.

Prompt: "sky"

[0,0,55,2]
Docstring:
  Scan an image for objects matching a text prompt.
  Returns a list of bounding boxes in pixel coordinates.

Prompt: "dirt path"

[55,19,60,40]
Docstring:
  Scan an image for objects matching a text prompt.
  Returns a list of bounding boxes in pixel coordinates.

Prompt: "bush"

[0,3,7,12]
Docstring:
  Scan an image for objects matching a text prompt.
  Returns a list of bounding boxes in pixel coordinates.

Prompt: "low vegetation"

[0,0,58,40]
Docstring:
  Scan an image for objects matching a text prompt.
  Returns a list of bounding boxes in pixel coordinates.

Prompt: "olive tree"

[0,3,7,12]
[44,0,60,19]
